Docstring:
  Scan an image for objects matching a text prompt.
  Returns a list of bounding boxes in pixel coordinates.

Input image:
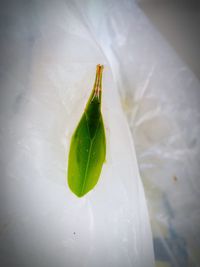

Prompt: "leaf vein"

[80,116,101,195]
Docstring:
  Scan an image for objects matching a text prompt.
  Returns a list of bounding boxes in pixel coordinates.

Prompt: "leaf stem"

[93,64,104,100]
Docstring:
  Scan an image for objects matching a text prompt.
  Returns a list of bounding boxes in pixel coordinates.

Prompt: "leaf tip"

[96,64,104,72]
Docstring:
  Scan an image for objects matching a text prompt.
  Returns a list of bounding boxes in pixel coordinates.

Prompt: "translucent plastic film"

[0,1,154,267]
[76,0,200,266]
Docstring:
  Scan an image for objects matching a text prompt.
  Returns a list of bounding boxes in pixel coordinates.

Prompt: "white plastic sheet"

[1,0,200,266]
[77,0,200,266]
[0,1,154,267]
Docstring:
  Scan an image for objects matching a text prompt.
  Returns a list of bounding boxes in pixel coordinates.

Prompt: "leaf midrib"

[80,114,101,195]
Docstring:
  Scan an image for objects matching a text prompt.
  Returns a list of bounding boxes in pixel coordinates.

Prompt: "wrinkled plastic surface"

[0,1,154,267]
[76,0,200,266]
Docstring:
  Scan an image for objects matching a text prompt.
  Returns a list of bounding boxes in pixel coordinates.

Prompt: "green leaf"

[68,65,106,197]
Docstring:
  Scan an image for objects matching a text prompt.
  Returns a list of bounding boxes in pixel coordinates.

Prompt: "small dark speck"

[173,175,178,182]
[73,232,76,235]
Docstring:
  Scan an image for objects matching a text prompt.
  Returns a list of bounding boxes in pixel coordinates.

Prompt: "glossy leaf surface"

[68,65,106,197]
